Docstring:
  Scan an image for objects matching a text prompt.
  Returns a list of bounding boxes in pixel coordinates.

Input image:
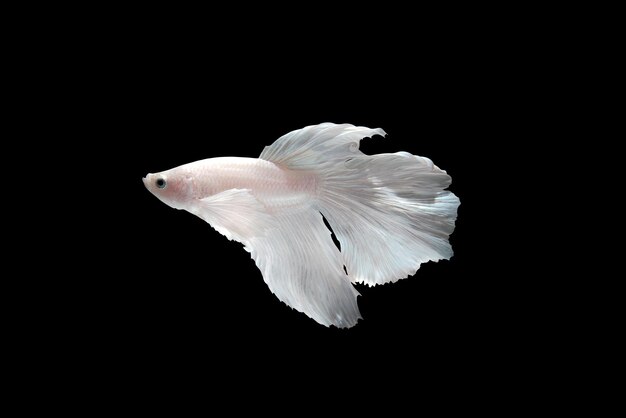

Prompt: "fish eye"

[156,178,166,189]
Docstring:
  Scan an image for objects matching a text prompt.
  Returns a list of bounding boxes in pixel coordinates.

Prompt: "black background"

[45,11,538,398]
[14,5,594,410]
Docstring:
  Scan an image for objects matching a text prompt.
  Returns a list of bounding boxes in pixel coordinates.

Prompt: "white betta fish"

[143,123,460,328]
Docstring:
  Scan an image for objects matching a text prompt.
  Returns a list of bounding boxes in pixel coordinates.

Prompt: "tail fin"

[261,123,460,286]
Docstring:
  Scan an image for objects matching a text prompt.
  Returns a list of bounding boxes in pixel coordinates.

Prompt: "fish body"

[144,123,460,328]
[144,157,317,213]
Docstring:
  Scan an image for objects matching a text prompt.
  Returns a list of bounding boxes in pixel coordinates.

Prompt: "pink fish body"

[144,123,459,327]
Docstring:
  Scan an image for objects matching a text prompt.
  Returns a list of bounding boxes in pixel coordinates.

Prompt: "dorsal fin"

[259,123,386,169]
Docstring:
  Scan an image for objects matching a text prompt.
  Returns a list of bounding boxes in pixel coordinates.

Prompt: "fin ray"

[247,209,361,328]
[190,189,273,242]
[260,123,460,286]
[191,188,361,328]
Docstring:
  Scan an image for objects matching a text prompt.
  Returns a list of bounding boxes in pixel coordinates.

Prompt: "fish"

[143,123,460,328]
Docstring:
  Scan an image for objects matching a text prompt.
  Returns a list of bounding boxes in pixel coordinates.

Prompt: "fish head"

[143,168,195,210]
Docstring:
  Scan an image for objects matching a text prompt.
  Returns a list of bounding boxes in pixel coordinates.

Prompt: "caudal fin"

[260,123,460,286]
